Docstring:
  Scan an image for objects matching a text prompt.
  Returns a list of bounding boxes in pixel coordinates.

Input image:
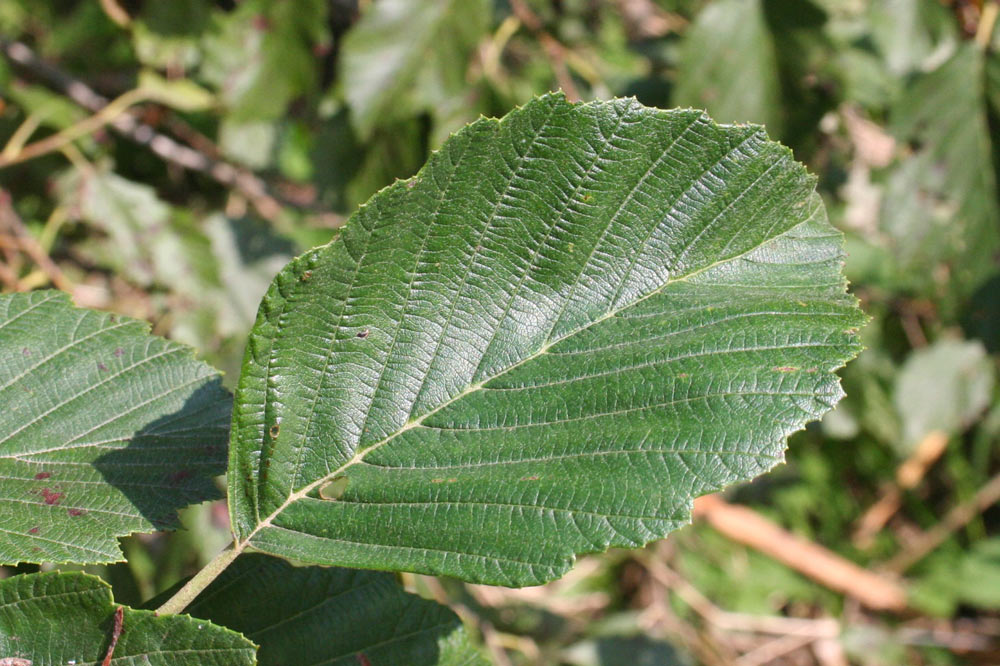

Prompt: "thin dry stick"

[0,89,150,169]
[735,634,817,666]
[101,606,124,666]
[643,557,841,638]
[693,494,908,611]
[0,191,73,293]
[508,0,581,101]
[887,471,1000,573]
[853,430,950,547]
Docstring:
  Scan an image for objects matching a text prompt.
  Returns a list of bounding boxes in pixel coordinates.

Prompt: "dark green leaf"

[0,291,230,564]
[0,571,255,665]
[229,93,863,586]
[181,553,486,666]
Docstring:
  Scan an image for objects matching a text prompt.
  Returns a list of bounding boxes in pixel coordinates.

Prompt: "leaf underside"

[0,291,231,565]
[0,572,255,665]
[182,553,487,666]
[230,93,865,586]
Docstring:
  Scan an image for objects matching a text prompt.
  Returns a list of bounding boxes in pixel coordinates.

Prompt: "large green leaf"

[339,0,491,139]
[0,291,230,565]
[179,553,486,665]
[0,571,255,665]
[229,93,864,586]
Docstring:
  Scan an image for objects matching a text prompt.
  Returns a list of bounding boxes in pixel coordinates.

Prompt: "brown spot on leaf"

[114,347,124,357]
[302,270,313,281]
[677,373,689,379]
[98,362,108,372]
[269,424,280,438]
[34,472,51,480]
[356,653,372,666]
[41,488,63,505]
[169,469,192,486]
[68,508,85,517]
[21,348,30,357]
[357,329,369,339]
[520,475,540,481]
[773,366,799,373]
[431,478,446,484]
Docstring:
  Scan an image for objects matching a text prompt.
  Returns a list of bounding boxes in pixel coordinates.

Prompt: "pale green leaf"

[674,0,783,136]
[339,0,491,138]
[229,94,864,586]
[883,43,1000,295]
[180,553,486,666]
[0,291,230,565]
[0,571,255,665]
[894,339,995,452]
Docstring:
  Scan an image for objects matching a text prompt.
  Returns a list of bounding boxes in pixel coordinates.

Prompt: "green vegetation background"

[1,1,998,664]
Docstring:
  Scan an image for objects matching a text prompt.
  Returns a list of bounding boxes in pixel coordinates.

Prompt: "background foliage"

[0,0,998,664]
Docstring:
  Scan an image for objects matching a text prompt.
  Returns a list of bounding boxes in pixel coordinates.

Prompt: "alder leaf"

[0,571,255,665]
[229,93,864,586]
[178,553,487,666]
[0,291,231,565]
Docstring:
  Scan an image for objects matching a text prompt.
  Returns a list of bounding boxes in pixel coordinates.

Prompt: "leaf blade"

[230,94,864,585]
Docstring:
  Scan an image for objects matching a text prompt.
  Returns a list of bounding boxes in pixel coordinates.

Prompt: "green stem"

[155,541,243,615]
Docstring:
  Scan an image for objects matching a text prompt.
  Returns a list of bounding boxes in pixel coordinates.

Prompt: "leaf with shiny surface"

[229,94,864,586]
[0,291,231,565]
[181,553,486,666]
[0,572,255,665]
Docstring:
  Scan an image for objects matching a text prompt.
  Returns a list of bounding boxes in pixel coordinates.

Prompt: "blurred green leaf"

[674,0,783,135]
[339,0,491,138]
[894,339,995,452]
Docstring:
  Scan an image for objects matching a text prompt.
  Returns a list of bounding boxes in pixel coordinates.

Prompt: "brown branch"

[887,471,1000,573]
[693,494,909,612]
[0,40,329,225]
[853,430,950,547]
[507,0,581,101]
[0,190,74,293]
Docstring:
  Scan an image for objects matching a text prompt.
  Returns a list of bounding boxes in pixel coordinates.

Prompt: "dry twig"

[693,494,908,611]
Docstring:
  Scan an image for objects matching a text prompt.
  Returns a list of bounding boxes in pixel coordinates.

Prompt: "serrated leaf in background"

[0,291,230,564]
[179,553,487,666]
[0,571,255,665]
[228,94,864,586]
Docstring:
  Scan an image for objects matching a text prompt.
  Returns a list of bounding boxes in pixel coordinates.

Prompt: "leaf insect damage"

[319,475,349,500]
[0,658,32,666]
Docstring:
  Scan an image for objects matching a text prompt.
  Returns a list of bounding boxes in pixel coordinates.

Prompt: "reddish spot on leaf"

[109,314,118,323]
[356,654,372,666]
[98,362,109,371]
[114,347,124,357]
[520,475,540,481]
[28,527,39,534]
[21,347,30,357]
[68,508,85,517]
[41,488,63,505]
[169,469,192,486]
[357,329,370,339]
[252,14,271,30]
[34,472,51,480]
